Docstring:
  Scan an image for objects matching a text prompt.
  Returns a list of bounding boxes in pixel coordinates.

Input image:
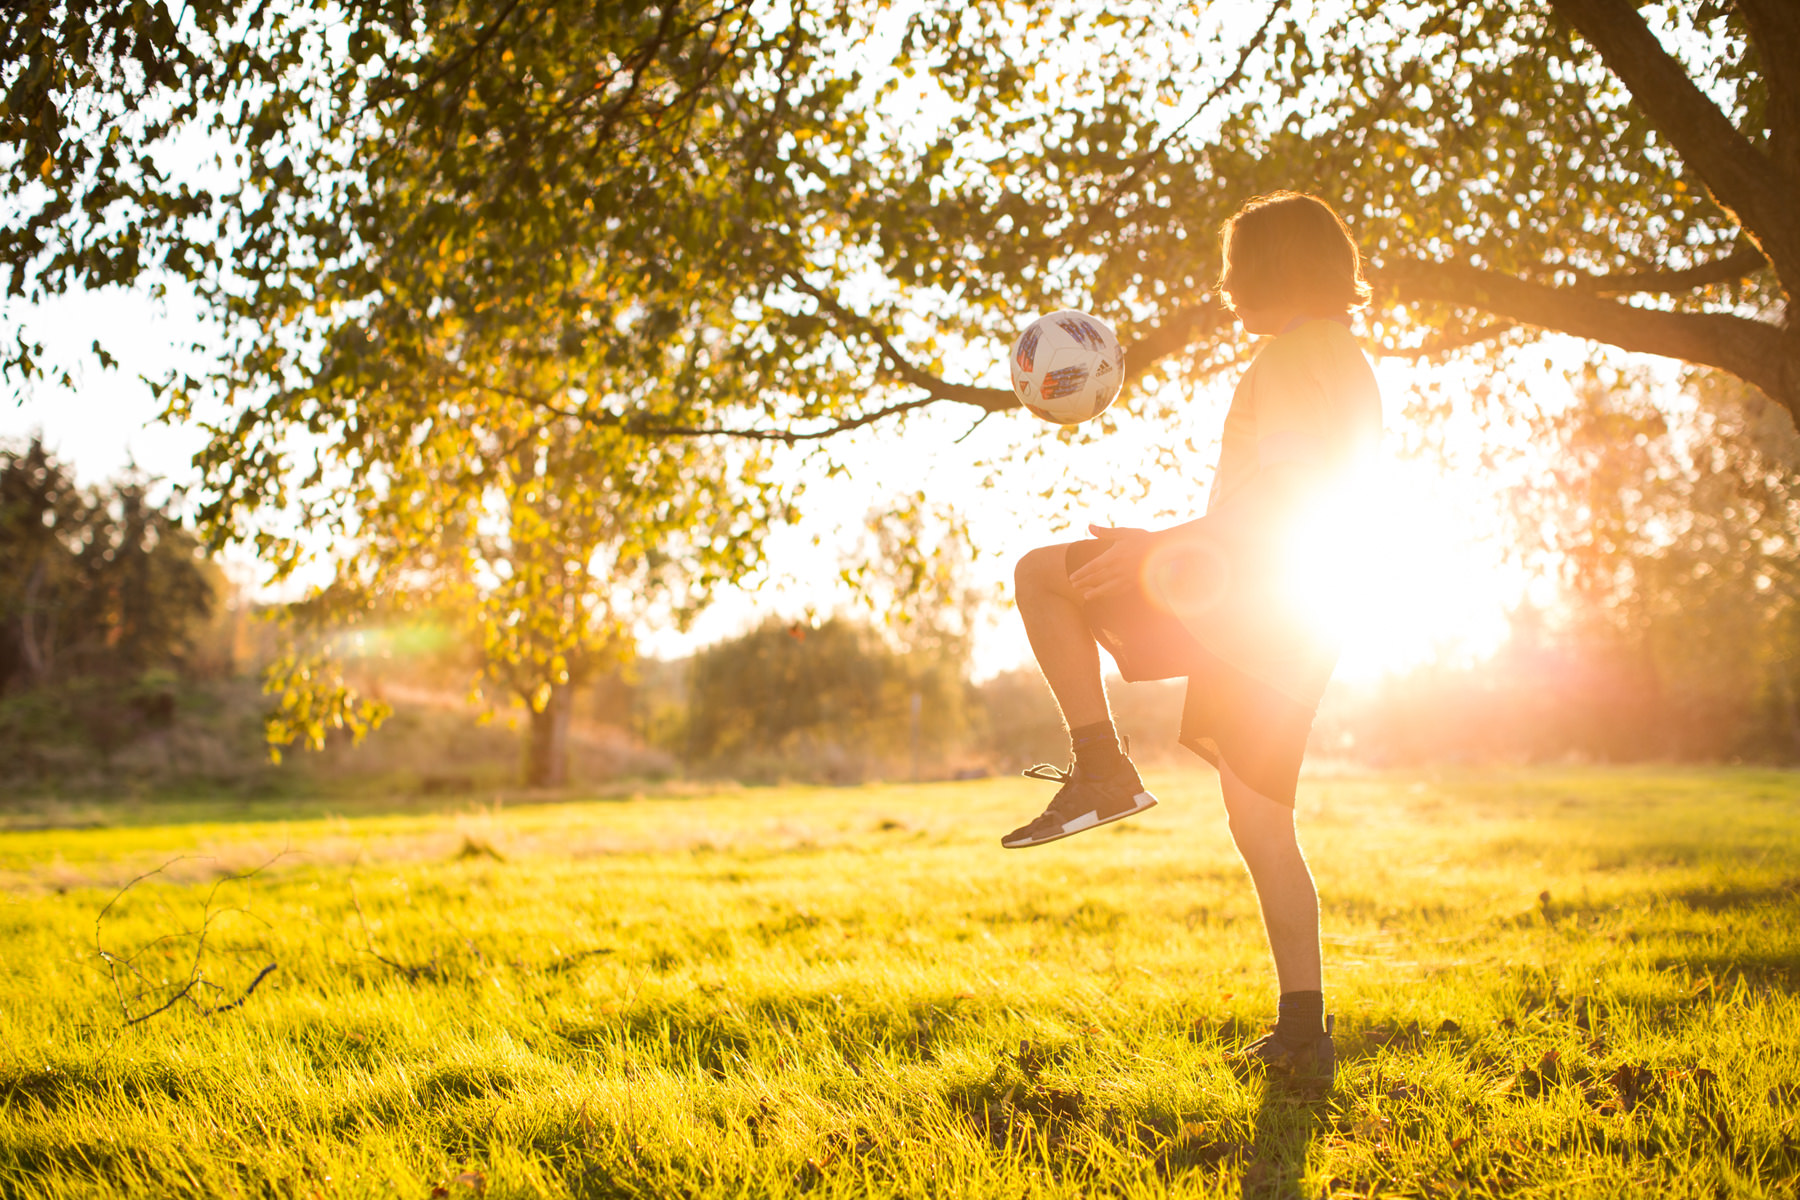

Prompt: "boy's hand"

[1069,524,1157,601]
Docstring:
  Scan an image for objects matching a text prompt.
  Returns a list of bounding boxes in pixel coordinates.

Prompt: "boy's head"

[1217,191,1371,324]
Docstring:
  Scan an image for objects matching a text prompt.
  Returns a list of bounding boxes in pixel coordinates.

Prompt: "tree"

[683,615,969,782]
[11,3,1796,422]
[262,391,784,786]
[1511,370,1800,757]
[0,439,81,691]
[8,1,1796,764]
[0,438,216,731]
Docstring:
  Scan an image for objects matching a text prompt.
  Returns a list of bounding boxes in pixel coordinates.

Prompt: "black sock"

[1069,720,1123,773]
[1275,990,1325,1041]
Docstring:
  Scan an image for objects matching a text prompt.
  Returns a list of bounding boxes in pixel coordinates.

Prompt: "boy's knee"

[1014,545,1064,595]
[1225,798,1298,856]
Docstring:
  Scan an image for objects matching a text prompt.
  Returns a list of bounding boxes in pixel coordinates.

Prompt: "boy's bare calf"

[1221,759,1323,993]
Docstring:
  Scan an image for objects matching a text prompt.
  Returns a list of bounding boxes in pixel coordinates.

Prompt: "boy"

[1002,191,1382,1081]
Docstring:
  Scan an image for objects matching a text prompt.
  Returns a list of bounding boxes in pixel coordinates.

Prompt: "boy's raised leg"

[1002,545,1157,849]
[1013,544,1111,728]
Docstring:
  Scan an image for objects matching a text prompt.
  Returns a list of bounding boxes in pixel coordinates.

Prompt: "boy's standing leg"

[1220,759,1332,1076]
[1002,544,1155,849]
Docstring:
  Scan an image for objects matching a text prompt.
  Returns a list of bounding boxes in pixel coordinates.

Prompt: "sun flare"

[1283,456,1518,684]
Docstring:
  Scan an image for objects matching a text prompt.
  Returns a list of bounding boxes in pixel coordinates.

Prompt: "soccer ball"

[1008,309,1125,425]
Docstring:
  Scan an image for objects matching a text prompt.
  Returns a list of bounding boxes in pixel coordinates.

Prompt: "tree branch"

[1548,0,1800,289]
[1383,258,1800,422]
[787,280,1017,412]
[790,278,1226,413]
[1384,320,1521,361]
[439,287,1221,444]
[1569,242,1769,296]
[431,361,942,443]
[1119,301,1229,384]
[549,393,941,443]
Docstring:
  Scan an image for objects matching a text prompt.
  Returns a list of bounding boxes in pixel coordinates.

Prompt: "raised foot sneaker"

[1228,1015,1337,1086]
[1000,757,1157,849]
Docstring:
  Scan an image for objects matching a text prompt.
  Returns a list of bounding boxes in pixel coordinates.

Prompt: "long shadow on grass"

[1241,1082,1322,1200]
[1652,948,1800,990]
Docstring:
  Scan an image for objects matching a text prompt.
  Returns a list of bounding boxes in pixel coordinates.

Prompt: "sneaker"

[1228,1014,1336,1084]
[1000,757,1157,849]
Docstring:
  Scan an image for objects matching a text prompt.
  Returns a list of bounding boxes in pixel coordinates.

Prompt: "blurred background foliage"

[4,364,1796,803]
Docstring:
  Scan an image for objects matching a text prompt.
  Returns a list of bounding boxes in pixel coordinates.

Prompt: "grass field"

[3,766,1799,1198]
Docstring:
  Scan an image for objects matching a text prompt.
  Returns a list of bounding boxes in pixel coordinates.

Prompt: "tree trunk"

[18,556,52,685]
[524,683,573,788]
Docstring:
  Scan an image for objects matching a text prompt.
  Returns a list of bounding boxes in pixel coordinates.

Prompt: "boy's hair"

[1218,191,1372,315]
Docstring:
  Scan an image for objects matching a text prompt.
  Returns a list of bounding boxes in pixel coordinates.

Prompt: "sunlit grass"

[3,767,1798,1197]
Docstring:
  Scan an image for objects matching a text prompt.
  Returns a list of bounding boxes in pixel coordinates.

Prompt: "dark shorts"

[1066,539,1319,806]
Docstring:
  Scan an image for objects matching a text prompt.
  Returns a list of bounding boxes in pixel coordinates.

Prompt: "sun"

[1282,454,1519,684]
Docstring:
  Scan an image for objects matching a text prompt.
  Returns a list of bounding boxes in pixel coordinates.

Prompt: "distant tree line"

[8,359,1799,794]
[0,440,216,690]
[0,439,234,778]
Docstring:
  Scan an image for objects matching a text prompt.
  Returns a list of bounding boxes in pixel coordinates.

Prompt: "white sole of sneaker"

[1000,792,1158,849]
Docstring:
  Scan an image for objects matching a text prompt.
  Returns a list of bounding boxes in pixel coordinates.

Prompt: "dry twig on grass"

[95,852,285,1027]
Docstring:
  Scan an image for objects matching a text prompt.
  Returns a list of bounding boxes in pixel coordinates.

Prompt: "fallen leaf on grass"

[1156,1123,1247,1173]
[430,1173,486,1199]
[1520,1049,1562,1096]
[1609,1063,1655,1114]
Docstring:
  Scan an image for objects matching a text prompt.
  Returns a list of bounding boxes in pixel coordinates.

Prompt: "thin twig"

[953,409,995,444]
[200,963,279,1017]
[96,850,286,1028]
[119,978,202,1027]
